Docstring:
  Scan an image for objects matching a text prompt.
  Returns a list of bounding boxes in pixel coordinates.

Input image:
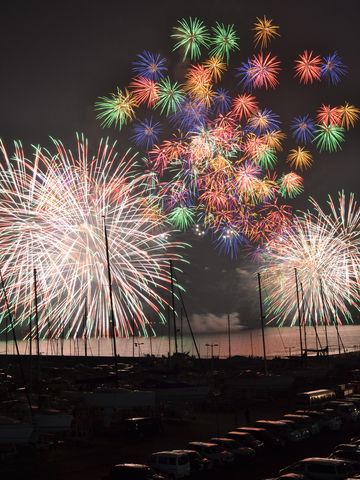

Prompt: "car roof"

[299,457,353,464]
[237,427,265,431]
[188,442,217,447]
[113,464,150,469]
[211,437,234,442]
[152,451,188,456]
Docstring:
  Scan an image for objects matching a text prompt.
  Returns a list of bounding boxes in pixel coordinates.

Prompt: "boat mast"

[169,260,178,354]
[33,268,40,356]
[294,268,303,357]
[257,272,268,375]
[102,216,118,383]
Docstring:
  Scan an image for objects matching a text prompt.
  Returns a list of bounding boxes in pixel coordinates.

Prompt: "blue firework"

[235,59,253,90]
[213,227,247,258]
[131,117,162,149]
[290,114,316,144]
[247,108,281,134]
[211,88,231,115]
[321,52,347,86]
[170,97,208,131]
[132,51,167,81]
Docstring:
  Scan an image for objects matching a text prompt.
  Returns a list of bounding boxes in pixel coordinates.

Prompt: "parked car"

[330,450,360,465]
[103,463,169,480]
[325,402,359,422]
[295,409,338,431]
[210,437,255,462]
[263,475,309,480]
[255,420,302,443]
[280,419,311,440]
[171,450,211,473]
[226,431,264,451]
[149,451,190,479]
[279,457,358,479]
[320,409,343,430]
[187,442,234,466]
[283,414,320,435]
[236,427,285,448]
[334,445,360,453]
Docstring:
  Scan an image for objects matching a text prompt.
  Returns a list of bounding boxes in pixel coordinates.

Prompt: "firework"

[94,16,358,255]
[168,206,196,230]
[249,52,281,89]
[95,88,137,129]
[294,50,322,84]
[253,15,280,50]
[129,77,159,108]
[316,104,342,126]
[203,56,227,82]
[339,103,360,130]
[287,147,312,170]
[279,172,304,198]
[0,137,186,338]
[313,123,345,152]
[261,192,360,326]
[131,117,162,149]
[290,114,316,144]
[172,17,210,60]
[209,23,239,63]
[247,108,281,134]
[156,77,185,116]
[212,88,231,115]
[321,52,347,85]
[232,93,258,121]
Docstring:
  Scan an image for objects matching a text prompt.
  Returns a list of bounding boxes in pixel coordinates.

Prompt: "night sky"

[1,0,360,331]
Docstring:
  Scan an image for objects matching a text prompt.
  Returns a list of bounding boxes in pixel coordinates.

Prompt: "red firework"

[294,50,322,84]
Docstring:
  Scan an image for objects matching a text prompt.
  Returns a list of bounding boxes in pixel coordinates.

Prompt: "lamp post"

[206,343,218,371]
[135,342,144,357]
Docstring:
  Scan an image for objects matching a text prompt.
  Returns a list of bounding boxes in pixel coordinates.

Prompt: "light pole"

[135,342,144,357]
[206,343,218,370]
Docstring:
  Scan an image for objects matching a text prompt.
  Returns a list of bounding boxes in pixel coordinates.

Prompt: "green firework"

[168,206,195,230]
[172,17,210,61]
[95,88,136,130]
[209,23,239,63]
[313,124,345,153]
[156,77,185,116]
[256,147,277,169]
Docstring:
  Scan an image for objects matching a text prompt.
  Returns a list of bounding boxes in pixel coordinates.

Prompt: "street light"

[134,342,144,357]
[205,343,218,359]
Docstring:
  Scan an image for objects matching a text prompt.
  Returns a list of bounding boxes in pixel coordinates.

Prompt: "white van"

[149,451,190,479]
[280,457,357,479]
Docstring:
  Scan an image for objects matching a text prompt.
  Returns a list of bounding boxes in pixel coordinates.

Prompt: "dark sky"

[1,0,359,331]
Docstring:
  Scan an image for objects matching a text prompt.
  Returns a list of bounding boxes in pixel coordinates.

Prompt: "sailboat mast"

[169,260,178,354]
[33,268,40,356]
[294,268,303,356]
[257,272,268,375]
[103,216,118,382]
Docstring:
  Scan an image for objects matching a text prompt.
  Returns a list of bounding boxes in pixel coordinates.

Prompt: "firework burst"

[0,137,186,338]
[260,192,360,326]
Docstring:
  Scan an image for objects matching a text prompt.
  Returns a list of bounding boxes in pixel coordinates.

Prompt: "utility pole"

[103,216,118,384]
[257,272,268,375]
[294,268,303,357]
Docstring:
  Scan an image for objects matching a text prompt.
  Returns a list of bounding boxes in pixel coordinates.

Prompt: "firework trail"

[260,192,360,326]
[0,136,186,339]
